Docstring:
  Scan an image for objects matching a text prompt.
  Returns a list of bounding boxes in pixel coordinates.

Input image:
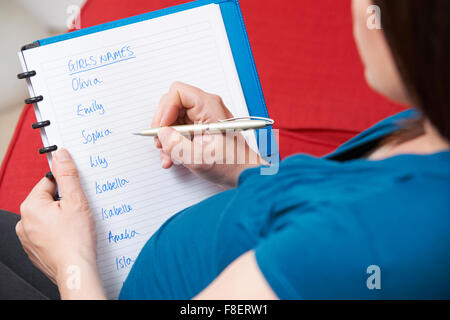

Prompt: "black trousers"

[0,210,60,300]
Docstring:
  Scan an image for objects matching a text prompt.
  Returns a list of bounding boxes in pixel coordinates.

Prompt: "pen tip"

[132,133,142,136]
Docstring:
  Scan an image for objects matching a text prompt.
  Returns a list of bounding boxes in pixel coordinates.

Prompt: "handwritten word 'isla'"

[95,177,129,194]
[89,155,108,169]
[72,76,103,91]
[77,100,105,117]
[115,255,135,270]
[68,45,135,74]
[101,203,133,220]
[108,228,139,244]
[82,128,112,145]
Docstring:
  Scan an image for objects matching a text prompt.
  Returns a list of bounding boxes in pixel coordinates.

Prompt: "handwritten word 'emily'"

[108,228,138,244]
[101,203,133,220]
[82,128,112,145]
[77,100,105,117]
[95,177,129,194]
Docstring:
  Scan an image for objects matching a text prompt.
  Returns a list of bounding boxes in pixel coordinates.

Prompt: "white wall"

[0,0,85,111]
[0,1,47,111]
[0,0,84,161]
[16,0,85,32]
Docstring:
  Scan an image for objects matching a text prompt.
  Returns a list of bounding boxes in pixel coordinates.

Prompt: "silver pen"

[133,116,274,136]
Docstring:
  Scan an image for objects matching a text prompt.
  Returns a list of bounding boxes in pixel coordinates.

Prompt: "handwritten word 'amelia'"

[108,228,138,244]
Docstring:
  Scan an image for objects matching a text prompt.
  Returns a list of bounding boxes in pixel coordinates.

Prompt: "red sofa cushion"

[0,0,406,214]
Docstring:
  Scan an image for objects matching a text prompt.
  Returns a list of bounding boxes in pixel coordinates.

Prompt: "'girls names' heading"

[68,45,135,75]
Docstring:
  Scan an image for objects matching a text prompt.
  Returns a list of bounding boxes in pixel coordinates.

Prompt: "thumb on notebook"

[52,148,87,201]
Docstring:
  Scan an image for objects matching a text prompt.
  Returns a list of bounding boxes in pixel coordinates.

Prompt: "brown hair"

[372,0,450,142]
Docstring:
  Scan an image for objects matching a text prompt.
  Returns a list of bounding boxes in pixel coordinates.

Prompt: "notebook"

[17,0,271,299]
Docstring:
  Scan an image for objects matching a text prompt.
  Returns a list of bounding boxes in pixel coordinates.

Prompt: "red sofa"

[0,0,406,214]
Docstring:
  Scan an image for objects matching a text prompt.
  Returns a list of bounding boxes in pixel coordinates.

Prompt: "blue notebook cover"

[23,0,277,159]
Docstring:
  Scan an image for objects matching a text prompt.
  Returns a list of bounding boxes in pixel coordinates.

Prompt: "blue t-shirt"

[119,110,450,299]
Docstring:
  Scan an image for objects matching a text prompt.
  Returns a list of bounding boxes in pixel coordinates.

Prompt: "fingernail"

[55,148,71,162]
[162,158,170,169]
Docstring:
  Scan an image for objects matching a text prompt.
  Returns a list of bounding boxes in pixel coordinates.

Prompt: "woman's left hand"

[16,148,105,299]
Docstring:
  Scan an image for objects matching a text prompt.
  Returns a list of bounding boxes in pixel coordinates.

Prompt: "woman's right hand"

[152,82,265,187]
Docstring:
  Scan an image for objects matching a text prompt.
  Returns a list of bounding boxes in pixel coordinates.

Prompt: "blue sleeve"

[253,206,380,300]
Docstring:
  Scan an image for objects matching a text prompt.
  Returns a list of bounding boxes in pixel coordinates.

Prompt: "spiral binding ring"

[17,71,36,79]
[25,95,43,105]
[17,53,55,158]
[45,172,54,180]
[32,120,51,129]
[39,145,57,154]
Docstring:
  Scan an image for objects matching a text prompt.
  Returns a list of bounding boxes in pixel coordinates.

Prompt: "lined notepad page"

[20,4,256,299]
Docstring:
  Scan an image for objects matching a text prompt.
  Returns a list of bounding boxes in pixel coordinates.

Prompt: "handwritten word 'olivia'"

[72,76,103,91]
[108,228,138,244]
[82,128,112,145]
[95,177,129,194]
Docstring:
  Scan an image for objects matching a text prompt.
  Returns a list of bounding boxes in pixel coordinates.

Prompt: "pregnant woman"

[1,0,449,299]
